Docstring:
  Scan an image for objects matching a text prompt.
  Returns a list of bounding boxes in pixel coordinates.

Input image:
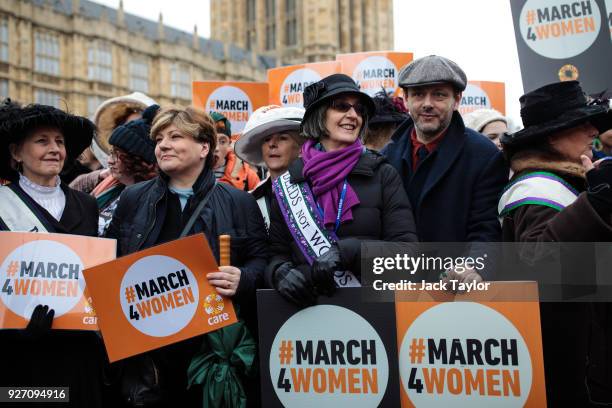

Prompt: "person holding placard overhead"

[0,99,106,407]
[105,105,267,407]
[265,74,418,307]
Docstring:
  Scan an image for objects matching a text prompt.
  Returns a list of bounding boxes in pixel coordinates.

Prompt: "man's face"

[214,133,232,169]
[404,84,461,142]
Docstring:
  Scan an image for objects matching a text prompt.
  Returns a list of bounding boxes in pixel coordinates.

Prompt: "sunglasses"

[330,99,367,117]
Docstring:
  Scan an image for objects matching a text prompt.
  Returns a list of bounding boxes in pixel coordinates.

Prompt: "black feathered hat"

[501,81,610,147]
[0,99,95,179]
[368,90,408,126]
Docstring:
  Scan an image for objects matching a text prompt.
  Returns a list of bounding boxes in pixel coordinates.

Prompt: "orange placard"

[337,51,413,97]
[0,231,116,330]
[396,282,546,407]
[267,61,341,107]
[192,81,269,137]
[460,81,506,115]
[83,234,237,362]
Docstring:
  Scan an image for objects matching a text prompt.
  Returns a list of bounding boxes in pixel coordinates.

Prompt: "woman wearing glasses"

[266,74,418,307]
[92,105,158,236]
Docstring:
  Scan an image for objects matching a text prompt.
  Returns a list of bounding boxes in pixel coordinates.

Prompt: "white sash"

[498,172,579,217]
[0,186,49,232]
[275,171,360,288]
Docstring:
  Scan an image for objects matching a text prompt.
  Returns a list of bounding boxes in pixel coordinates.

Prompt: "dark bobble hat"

[108,104,159,164]
[501,81,610,147]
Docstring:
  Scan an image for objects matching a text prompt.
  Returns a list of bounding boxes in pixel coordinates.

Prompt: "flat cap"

[398,55,467,91]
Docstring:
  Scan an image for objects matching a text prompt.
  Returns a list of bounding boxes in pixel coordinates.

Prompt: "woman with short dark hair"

[266,74,418,307]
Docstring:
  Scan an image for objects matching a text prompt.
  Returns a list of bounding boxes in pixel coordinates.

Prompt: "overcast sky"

[93,0,524,125]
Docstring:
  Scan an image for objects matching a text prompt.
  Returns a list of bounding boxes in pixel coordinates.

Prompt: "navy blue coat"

[382,111,508,244]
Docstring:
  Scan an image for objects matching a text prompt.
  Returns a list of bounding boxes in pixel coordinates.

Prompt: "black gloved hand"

[586,158,612,212]
[311,244,343,296]
[24,304,54,341]
[273,262,317,308]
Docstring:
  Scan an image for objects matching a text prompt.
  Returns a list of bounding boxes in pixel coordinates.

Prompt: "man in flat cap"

[383,55,508,283]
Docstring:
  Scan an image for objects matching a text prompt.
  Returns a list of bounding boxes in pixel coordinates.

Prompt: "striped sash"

[498,171,579,217]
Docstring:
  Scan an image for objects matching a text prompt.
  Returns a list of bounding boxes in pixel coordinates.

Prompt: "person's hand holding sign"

[206,235,240,297]
[441,266,483,294]
[207,266,241,297]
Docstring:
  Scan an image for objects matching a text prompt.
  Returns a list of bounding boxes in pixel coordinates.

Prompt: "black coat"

[105,169,267,406]
[0,181,98,235]
[106,171,267,293]
[250,177,273,235]
[501,157,612,406]
[0,181,105,408]
[106,169,268,321]
[266,150,418,286]
[382,112,508,243]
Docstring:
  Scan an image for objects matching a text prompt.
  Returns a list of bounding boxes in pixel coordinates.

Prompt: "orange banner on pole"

[192,81,269,136]
[460,81,506,115]
[336,51,413,97]
[0,231,116,330]
[83,234,237,362]
[396,281,545,407]
[267,61,341,107]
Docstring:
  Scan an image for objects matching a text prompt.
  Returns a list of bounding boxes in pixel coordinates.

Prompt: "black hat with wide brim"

[0,100,95,179]
[502,81,610,147]
[301,73,375,136]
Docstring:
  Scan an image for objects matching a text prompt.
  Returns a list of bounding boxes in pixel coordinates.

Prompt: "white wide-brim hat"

[235,105,305,166]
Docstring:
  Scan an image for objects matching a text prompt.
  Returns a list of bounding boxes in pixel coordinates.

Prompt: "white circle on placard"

[352,56,398,97]
[269,304,389,407]
[119,255,199,337]
[399,302,532,407]
[206,86,253,133]
[459,84,492,115]
[0,240,84,318]
[519,0,601,59]
[280,68,322,108]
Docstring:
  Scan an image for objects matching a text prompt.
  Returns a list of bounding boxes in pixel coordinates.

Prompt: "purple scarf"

[302,139,362,229]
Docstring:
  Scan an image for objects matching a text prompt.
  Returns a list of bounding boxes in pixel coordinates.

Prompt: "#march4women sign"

[83,234,237,362]
[0,231,116,330]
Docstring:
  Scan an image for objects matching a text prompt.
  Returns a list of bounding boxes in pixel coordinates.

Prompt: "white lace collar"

[19,173,62,194]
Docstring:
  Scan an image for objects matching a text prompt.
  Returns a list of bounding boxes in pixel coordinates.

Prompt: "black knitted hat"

[108,104,159,164]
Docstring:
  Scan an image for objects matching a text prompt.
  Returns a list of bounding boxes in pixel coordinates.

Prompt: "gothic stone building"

[0,0,393,117]
[0,0,276,117]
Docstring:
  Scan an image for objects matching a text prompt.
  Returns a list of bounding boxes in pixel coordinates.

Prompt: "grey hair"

[300,98,369,141]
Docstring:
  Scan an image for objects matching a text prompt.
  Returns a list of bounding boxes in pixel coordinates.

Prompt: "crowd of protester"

[0,54,611,407]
